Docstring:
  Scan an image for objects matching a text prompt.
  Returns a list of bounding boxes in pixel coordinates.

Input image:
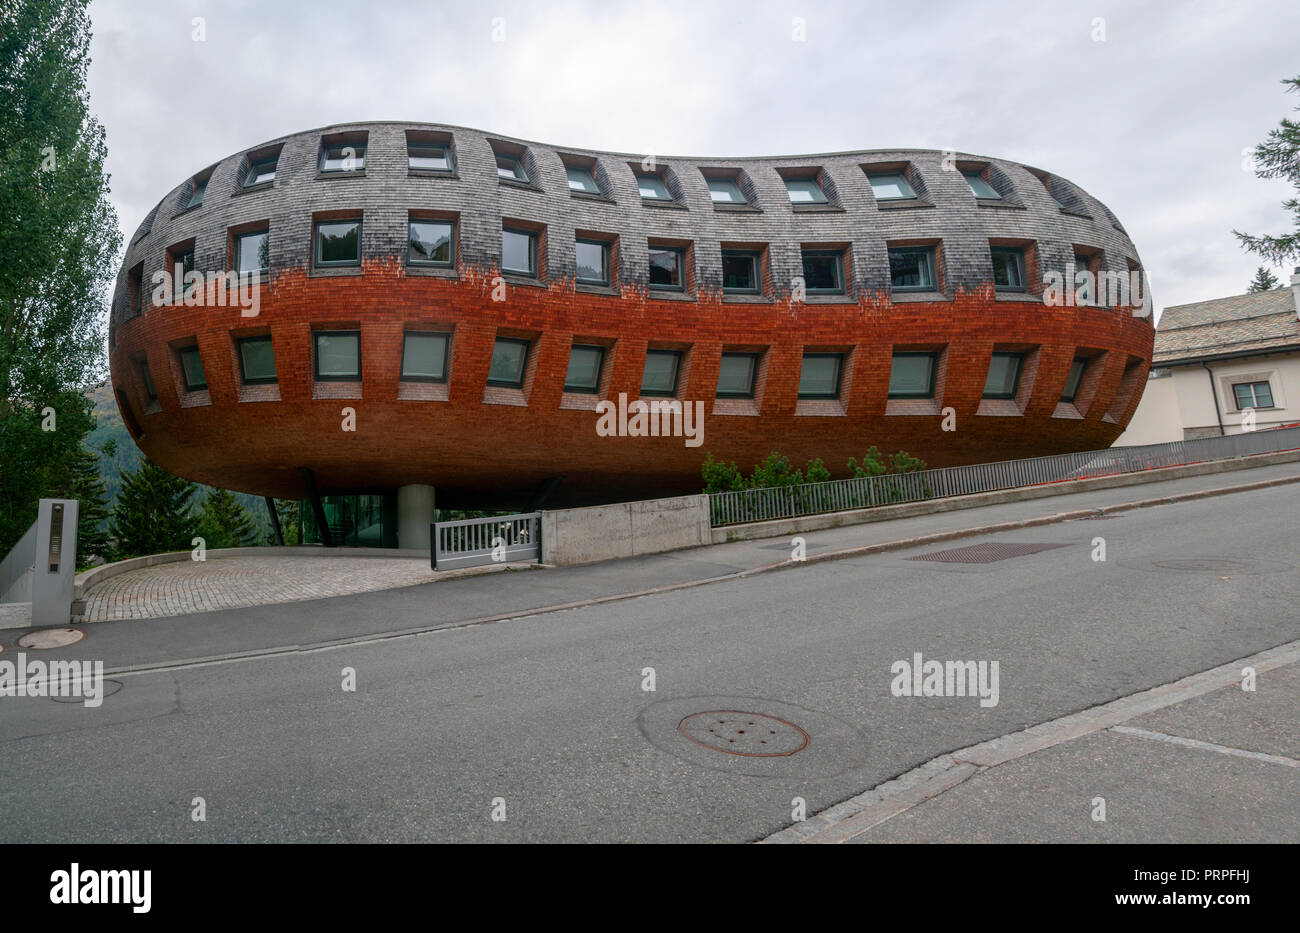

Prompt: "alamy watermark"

[890,652,1000,707]
[0,653,105,707]
[595,392,704,448]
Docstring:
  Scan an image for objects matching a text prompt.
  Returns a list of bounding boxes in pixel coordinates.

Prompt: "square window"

[801,250,844,293]
[991,247,1026,291]
[315,220,361,266]
[488,337,529,387]
[783,177,827,204]
[1061,357,1087,403]
[888,352,936,398]
[641,349,682,396]
[170,247,196,301]
[888,247,936,291]
[564,344,605,393]
[409,144,450,171]
[648,247,685,290]
[235,230,269,275]
[637,173,672,201]
[868,172,916,200]
[187,177,207,209]
[400,332,449,382]
[964,171,1001,199]
[1233,381,1274,409]
[244,157,277,187]
[566,166,600,193]
[237,336,277,384]
[409,220,455,266]
[314,331,361,381]
[1074,253,1094,276]
[717,352,758,398]
[320,143,366,172]
[502,227,537,276]
[983,352,1024,399]
[722,251,760,293]
[496,154,528,182]
[575,239,609,285]
[798,353,842,399]
[707,177,746,204]
[140,361,157,401]
[179,347,206,391]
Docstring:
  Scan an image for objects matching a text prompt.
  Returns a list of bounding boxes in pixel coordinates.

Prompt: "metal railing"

[708,425,1300,527]
[431,512,541,571]
[0,519,38,603]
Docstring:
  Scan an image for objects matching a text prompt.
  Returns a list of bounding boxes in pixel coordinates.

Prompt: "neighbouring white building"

[1116,269,1300,446]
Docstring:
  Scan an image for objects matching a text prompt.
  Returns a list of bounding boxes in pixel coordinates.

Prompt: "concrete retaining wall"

[540,495,711,566]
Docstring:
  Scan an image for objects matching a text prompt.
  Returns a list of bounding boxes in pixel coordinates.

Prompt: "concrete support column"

[397,484,436,550]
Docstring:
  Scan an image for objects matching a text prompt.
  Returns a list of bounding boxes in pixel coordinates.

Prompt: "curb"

[760,639,1300,844]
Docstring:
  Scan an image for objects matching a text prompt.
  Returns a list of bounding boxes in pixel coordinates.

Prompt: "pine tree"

[68,443,110,566]
[198,488,258,550]
[1235,75,1300,266]
[109,458,197,560]
[268,498,300,546]
[1247,266,1281,292]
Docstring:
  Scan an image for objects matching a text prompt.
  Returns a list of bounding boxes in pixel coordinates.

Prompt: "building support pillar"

[525,475,564,512]
[397,484,436,550]
[265,497,284,546]
[300,467,332,547]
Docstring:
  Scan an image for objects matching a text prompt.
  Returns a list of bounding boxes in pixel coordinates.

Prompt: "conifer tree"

[109,458,197,559]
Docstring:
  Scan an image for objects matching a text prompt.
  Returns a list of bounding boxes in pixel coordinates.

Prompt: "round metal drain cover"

[17,627,86,649]
[50,679,122,703]
[678,710,809,757]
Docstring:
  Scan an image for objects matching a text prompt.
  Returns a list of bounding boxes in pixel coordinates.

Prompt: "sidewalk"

[766,641,1300,844]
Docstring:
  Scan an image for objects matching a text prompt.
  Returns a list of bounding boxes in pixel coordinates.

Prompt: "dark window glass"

[722,251,759,293]
[408,145,450,171]
[783,177,827,203]
[140,361,157,401]
[566,166,599,193]
[244,157,277,187]
[488,338,529,387]
[889,247,936,291]
[1233,381,1274,409]
[564,345,605,393]
[320,143,365,172]
[187,177,207,208]
[1074,253,1093,276]
[798,353,842,399]
[409,220,454,266]
[990,247,1026,291]
[1061,357,1087,403]
[502,228,536,275]
[648,247,684,289]
[717,352,758,398]
[238,337,277,384]
[315,220,361,266]
[235,230,269,274]
[496,154,528,182]
[641,350,681,396]
[314,331,361,381]
[802,251,844,293]
[179,347,206,391]
[888,352,935,398]
[575,239,608,285]
[983,352,1024,399]
[401,332,449,382]
[171,248,196,300]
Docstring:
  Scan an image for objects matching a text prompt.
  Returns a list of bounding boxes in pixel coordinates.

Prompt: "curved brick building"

[109,120,1154,546]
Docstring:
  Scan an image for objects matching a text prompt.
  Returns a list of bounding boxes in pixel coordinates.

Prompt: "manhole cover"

[50,679,123,703]
[678,710,809,757]
[909,541,1070,564]
[17,627,86,649]
[1150,558,1291,574]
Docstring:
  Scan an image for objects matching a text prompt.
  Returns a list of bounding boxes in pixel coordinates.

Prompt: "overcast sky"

[88,0,1300,315]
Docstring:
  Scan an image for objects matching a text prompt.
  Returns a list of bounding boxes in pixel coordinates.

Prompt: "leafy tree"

[1235,75,1300,266]
[847,446,889,478]
[109,458,197,560]
[68,443,110,567]
[197,489,259,550]
[1247,266,1281,292]
[0,0,121,555]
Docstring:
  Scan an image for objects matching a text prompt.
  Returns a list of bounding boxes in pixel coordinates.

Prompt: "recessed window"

[801,250,844,294]
[783,177,827,204]
[983,352,1024,399]
[140,361,157,402]
[889,352,936,398]
[169,246,196,301]
[496,154,528,182]
[1233,381,1274,409]
[990,246,1026,291]
[1061,357,1087,403]
[502,227,537,276]
[798,353,843,399]
[314,331,361,381]
[243,156,277,188]
[706,176,746,204]
[237,336,277,385]
[566,166,600,193]
[868,172,916,200]
[179,346,206,391]
[187,176,208,209]
[888,247,937,292]
[409,219,455,266]
[641,349,682,396]
[564,344,605,394]
[636,172,672,201]
[648,246,685,290]
[235,229,269,275]
[320,142,366,173]
[722,250,760,294]
[964,171,1001,199]
[409,144,451,171]
[400,332,449,383]
[717,352,758,399]
[315,219,361,267]
[488,337,529,388]
[1073,253,1095,277]
[575,239,609,285]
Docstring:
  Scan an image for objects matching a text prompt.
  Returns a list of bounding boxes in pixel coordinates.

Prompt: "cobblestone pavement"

[78,557,440,623]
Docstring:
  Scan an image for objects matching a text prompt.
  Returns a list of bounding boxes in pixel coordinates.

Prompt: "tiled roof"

[1154,287,1300,363]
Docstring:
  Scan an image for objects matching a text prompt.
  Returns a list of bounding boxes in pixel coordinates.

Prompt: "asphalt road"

[1,485,1297,842]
